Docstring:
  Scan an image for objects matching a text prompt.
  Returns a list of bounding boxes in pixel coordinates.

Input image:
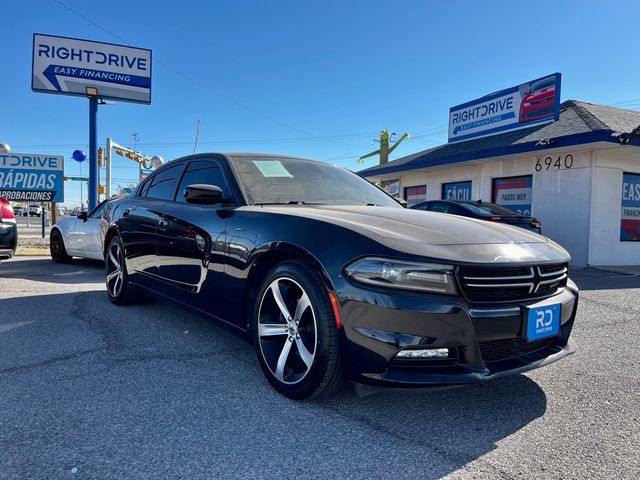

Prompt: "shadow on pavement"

[0,257,104,284]
[0,287,548,479]
[570,268,640,291]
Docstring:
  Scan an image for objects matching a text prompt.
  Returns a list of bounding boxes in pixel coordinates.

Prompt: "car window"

[88,201,108,218]
[144,164,183,201]
[458,201,522,216]
[176,161,229,202]
[428,202,450,213]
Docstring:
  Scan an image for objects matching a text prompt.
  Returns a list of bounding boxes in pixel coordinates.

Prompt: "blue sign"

[32,34,152,104]
[139,165,154,181]
[621,172,640,241]
[442,181,472,200]
[449,73,561,143]
[0,152,64,202]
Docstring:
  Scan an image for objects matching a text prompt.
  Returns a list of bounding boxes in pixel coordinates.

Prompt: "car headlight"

[344,257,457,294]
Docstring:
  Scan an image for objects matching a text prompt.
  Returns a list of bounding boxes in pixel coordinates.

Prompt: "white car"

[28,205,43,216]
[50,200,112,262]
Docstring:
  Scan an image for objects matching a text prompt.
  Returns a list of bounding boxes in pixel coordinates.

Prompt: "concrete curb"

[16,248,50,256]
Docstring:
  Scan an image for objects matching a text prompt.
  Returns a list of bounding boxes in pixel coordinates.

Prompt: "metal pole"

[80,163,83,209]
[106,137,112,198]
[88,97,98,211]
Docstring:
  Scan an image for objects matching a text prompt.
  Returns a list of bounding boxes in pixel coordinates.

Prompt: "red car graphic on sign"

[519,77,556,123]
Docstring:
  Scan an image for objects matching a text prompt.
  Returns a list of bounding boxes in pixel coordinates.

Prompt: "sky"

[2,0,640,207]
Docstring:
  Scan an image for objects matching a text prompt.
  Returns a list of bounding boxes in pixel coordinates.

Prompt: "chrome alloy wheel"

[106,241,124,298]
[257,277,317,385]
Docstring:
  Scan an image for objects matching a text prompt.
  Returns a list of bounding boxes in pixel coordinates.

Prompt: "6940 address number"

[535,154,574,172]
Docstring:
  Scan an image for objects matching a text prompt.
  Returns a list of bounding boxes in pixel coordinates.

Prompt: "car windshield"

[530,78,555,91]
[228,156,401,207]
[458,201,524,216]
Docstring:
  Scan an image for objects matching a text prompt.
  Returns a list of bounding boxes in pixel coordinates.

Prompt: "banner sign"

[0,152,64,202]
[442,181,472,201]
[621,172,640,241]
[139,165,153,181]
[493,175,532,216]
[448,73,561,143]
[404,185,426,207]
[381,179,400,198]
[32,34,152,104]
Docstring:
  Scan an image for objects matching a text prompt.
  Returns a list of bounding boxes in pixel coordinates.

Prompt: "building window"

[442,181,472,201]
[621,172,640,241]
[381,179,401,198]
[404,185,426,207]
[492,175,533,215]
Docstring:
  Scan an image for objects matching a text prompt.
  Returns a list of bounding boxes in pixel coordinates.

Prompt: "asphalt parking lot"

[0,257,638,479]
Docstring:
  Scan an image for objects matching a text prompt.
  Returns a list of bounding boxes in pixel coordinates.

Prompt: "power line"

[608,98,640,107]
[11,131,379,150]
[51,0,360,149]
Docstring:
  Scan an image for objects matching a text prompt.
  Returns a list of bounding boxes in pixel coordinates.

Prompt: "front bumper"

[336,279,578,388]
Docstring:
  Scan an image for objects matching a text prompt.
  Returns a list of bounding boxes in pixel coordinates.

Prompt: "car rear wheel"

[252,261,344,399]
[50,230,71,263]
[106,236,135,305]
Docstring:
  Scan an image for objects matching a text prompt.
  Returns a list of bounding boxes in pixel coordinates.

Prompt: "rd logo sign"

[32,34,152,104]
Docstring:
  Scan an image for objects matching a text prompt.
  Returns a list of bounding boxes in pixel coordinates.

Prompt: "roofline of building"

[360,129,640,177]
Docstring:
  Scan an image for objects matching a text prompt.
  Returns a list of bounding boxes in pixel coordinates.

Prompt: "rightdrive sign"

[448,73,561,143]
[32,33,152,104]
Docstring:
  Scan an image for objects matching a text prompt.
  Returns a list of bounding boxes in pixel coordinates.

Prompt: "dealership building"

[359,95,640,267]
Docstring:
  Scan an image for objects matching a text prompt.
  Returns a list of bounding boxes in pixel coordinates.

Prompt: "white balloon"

[0,143,11,153]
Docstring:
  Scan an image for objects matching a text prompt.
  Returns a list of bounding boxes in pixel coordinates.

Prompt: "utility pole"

[357,129,410,165]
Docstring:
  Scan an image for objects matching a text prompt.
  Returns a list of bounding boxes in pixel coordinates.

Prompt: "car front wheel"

[50,230,71,263]
[252,261,344,399]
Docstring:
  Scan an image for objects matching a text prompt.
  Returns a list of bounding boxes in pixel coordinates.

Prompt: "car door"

[64,216,88,255]
[154,159,231,316]
[79,201,109,260]
[119,162,186,277]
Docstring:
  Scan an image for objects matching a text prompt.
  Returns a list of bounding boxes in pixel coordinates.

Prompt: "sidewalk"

[570,265,640,276]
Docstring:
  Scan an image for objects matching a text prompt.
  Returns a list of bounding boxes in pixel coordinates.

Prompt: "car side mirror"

[77,211,88,221]
[396,198,408,208]
[184,184,230,204]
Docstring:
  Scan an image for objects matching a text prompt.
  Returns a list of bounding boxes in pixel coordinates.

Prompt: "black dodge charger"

[104,153,578,399]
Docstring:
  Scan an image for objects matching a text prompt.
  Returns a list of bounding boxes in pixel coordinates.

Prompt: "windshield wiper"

[365,203,381,206]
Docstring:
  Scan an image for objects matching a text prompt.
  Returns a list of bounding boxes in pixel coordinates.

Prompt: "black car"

[412,200,542,233]
[104,154,577,399]
[0,198,18,260]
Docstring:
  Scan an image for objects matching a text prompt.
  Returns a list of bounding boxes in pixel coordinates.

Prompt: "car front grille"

[478,337,556,363]
[458,263,568,303]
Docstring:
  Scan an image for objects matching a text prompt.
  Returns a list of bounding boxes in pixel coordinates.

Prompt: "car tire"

[49,229,72,263]
[252,261,344,399]
[105,235,136,305]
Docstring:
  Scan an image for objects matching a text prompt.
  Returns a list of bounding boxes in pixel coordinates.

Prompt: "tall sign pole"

[31,33,152,207]
[88,95,99,211]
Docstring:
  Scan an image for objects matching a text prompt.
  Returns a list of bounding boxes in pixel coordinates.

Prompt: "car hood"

[246,205,570,264]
